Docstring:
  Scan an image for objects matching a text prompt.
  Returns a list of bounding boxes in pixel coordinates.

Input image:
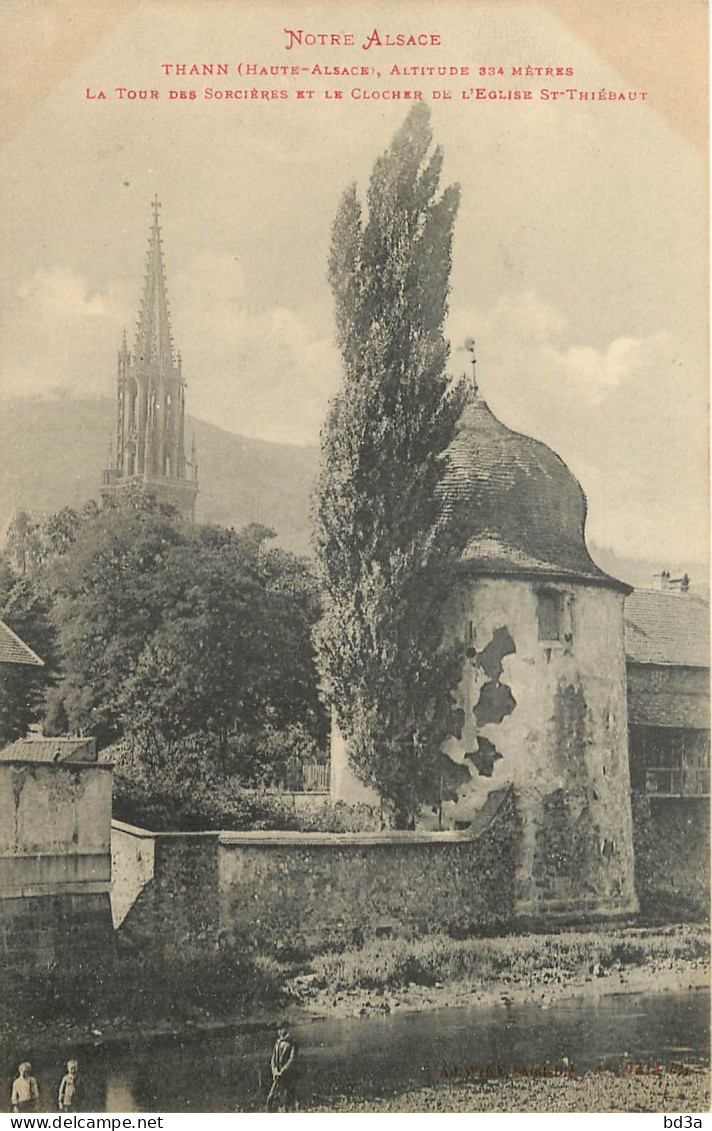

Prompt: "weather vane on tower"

[462,338,477,394]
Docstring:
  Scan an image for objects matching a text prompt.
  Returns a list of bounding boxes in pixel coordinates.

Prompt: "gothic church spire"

[135,196,175,373]
[100,198,198,522]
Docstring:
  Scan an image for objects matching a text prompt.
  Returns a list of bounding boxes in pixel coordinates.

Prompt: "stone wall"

[113,824,219,951]
[0,760,114,969]
[440,577,637,919]
[111,820,156,928]
[0,760,112,892]
[219,789,517,949]
[0,892,114,970]
[631,795,710,918]
[111,790,517,952]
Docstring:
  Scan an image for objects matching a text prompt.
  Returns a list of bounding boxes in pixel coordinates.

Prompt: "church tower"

[101,197,198,521]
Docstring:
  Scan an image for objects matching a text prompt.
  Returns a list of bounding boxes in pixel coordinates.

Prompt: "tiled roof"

[442,393,628,591]
[0,619,43,666]
[0,736,96,763]
[625,588,710,667]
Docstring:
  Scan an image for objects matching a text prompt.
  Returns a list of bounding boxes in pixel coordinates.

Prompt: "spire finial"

[463,337,477,394]
[134,196,175,368]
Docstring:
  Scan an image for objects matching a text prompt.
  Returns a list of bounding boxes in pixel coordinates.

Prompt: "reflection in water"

[104,1078,135,1113]
[7,989,709,1113]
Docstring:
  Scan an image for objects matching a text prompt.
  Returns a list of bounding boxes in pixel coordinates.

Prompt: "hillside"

[0,398,319,556]
[1,397,704,586]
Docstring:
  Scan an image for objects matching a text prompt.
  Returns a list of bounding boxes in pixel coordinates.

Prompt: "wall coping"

[626,659,710,672]
[112,819,217,839]
[1,759,113,771]
[241,790,330,799]
[111,819,476,846]
[218,830,476,846]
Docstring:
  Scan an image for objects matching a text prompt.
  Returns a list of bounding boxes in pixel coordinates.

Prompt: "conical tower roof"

[443,389,628,591]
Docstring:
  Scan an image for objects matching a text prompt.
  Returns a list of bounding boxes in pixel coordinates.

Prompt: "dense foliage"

[314,104,468,826]
[0,559,59,746]
[1,494,327,786]
[111,733,378,833]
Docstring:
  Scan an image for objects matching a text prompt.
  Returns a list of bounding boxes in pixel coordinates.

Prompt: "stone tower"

[437,384,638,918]
[330,378,639,920]
[101,198,198,521]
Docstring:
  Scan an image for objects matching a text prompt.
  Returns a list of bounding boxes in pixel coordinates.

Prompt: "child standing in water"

[58,1060,81,1112]
[11,1063,39,1112]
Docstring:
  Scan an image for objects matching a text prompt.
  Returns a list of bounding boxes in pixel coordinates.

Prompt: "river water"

[8,988,710,1112]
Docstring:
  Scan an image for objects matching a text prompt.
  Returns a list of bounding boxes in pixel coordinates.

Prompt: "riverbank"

[297,957,710,1020]
[291,923,710,1019]
[308,1066,711,1113]
[1,923,708,1063]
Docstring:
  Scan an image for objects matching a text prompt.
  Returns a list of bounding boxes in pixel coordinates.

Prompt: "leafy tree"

[117,526,324,760]
[40,501,326,765]
[42,499,187,746]
[314,104,467,827]
[227,722,323,789]
[3,502,101,579]
[0,568,59,745]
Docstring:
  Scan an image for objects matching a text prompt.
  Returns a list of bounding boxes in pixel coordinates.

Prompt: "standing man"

[266,1021,299,1111]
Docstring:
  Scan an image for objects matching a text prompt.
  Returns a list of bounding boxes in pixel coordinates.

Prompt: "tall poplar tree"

[314,104,467,827]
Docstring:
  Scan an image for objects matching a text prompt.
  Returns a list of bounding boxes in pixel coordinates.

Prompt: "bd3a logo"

[664,1118,703,1128]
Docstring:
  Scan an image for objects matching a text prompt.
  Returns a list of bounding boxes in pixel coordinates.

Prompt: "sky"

[0,0,708,565]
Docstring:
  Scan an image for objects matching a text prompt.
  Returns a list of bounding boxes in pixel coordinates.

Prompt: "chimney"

[653,570,671,590]
[654,569,690,592]
[669,572,691,592]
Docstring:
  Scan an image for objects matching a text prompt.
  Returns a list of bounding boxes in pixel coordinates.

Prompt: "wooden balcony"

[644,766,710,798]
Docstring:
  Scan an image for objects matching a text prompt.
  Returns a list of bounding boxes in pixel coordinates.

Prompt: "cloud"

[0,254,341,445]
[544,333,674,406]
[3,260,705,562]
[489,291,566,345]
[447,290,708,562]
[554,338,641,399]
[17,267,110,319]
[451,291,671,407]
[171,253,341,445]
[0,268,125,399]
